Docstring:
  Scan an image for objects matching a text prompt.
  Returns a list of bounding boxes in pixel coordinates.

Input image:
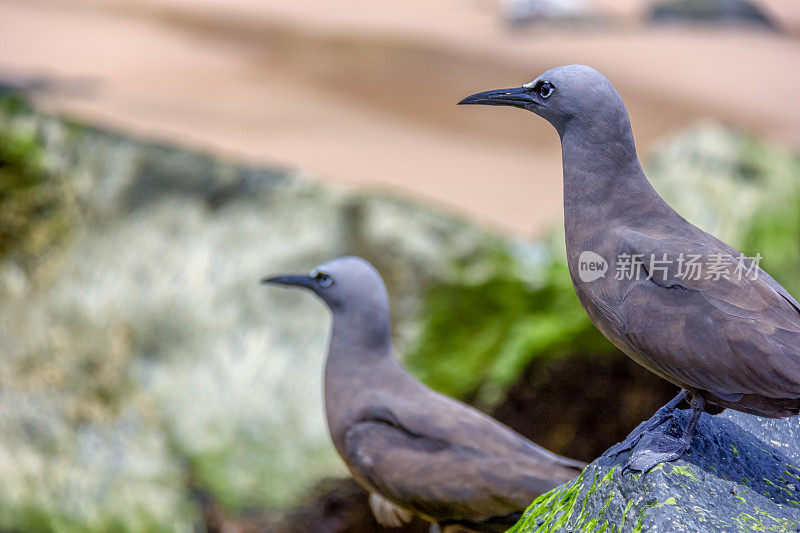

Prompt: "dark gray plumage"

[459,64,800,472]
[262,257,584,532]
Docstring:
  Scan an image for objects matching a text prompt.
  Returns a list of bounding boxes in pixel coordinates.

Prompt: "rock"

[512,409,800,532]
[648,0,778,30]
[0,92,528,528]
[502,0,601,29]
[647,122,796,244]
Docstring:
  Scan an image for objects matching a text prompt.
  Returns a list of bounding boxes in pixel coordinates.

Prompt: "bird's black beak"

[458,86,537,109]
[261,274,315,289]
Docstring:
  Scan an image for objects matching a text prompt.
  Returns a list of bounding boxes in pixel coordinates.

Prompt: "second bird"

[263,256,584,532]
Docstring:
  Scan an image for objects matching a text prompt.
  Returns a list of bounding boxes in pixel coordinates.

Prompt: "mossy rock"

[0,91,72,269]
[405,254,616,406]
[511,410,800,532]
[0,90,539,526]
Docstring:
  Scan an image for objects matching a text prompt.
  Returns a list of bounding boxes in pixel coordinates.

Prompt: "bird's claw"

[606,420,650,457]
[607,390,689,459]
[607,407,677,457]
[624,433,688,473]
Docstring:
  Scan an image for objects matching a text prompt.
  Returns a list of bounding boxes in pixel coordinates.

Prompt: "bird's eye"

[538,81,555,98]
[315,272,333,288]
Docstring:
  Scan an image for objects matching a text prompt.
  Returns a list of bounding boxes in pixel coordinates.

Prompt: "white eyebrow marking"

[523,78,540,89]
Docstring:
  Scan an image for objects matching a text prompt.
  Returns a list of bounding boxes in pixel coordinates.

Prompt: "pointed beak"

[457,86,537,109]
[260,274,315,289]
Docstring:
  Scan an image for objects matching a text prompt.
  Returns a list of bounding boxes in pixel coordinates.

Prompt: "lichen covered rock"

[512,410,800,532]
[0,93,528,528]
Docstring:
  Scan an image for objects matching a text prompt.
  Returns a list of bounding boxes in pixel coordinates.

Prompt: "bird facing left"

[262,256,584,532]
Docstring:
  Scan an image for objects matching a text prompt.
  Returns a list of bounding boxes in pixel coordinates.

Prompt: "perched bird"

[262,256,584,532]
[459,65,800,472]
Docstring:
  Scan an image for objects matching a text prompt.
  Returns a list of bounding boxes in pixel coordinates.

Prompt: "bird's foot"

[624,393,705,474]
[605,418,657,458]
[625,431,690,473]
[606,389,688,458]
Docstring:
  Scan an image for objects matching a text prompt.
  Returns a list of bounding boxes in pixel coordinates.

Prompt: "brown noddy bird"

[262,256,584,532]
[458,64,800,472]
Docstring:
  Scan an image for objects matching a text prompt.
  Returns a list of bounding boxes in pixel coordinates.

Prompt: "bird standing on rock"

[262,256,584,532]
[459,65,800,472]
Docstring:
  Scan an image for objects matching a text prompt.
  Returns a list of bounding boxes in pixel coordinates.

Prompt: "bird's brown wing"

[345,394,585,522]
[357,389,584,469]
[611,230,800,400]
[344,420,562,524]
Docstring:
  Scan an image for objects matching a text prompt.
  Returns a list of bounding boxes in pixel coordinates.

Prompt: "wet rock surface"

[513,410,800,532]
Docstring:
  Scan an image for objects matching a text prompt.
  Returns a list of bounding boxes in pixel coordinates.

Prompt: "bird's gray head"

[261,256,390,316]
[458,65,627,137]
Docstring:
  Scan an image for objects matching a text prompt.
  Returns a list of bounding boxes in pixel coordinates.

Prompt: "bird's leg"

[429,523,442,533]
[625,394,704,473]
[607,389,689,457]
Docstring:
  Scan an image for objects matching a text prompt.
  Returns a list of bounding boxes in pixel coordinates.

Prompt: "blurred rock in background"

[0,91,536,531]
[1,91,799,531]
[501,0,602,29]
[648,0,778,30]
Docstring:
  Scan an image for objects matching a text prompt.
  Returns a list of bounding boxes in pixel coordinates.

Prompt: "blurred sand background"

[1,0,799,235]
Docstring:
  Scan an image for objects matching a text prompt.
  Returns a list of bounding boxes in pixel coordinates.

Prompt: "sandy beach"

[1,0,799,235]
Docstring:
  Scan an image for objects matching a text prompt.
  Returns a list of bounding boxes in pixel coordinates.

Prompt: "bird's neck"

[559,119,659,236]
[323,309,400,450]
[326,308,394,370]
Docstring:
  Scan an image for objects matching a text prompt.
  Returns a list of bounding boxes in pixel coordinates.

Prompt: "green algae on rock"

[511,410,800,532]
[405,254,616,407]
